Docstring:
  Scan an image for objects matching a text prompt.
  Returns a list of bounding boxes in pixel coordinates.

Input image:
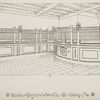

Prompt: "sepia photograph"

[0,0,100,100]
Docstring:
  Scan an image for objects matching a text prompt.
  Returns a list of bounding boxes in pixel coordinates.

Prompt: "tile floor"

[0,53,100,75]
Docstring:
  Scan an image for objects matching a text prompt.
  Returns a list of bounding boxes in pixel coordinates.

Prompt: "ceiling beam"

[57,5,77,13]
[73,3,91,8]
[24,3,46,8]
[36,3,58,16]
[0,5,37,14]
[41,14,58,18]
[45,12,62,17]
[79,13,98,19]
[46,10,66,16]
[86,10,98,15]
[53,8,73,13]
[62,4,80,11]
[0,10,58,20]
[61,4,100,19]
[1,3,39,12]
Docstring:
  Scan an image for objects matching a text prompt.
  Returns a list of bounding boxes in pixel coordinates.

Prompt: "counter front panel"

[56,44,100,62]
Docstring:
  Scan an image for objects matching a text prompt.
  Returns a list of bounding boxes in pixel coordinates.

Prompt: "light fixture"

[76,22,81,31]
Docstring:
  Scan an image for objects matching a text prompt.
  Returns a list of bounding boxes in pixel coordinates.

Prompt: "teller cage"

[0,26,100,63]
[0,26,100,75]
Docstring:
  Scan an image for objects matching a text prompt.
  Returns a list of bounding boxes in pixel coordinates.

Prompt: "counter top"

[56,43,100,47]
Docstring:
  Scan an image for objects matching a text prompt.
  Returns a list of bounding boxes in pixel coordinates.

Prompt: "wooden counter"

[0,42,54,57]
[56,43,100,62]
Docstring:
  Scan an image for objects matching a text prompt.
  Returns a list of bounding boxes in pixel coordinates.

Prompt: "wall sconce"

[52,26,56,32]
[76,22,81,31]
[18,25,23,33]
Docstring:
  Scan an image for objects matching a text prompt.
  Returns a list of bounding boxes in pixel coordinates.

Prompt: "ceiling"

[0,3,100,19]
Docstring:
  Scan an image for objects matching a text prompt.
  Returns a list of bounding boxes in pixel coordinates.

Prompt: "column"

[35,28,37,43]
[97,16,100,40]
[12,26,16,56]
[34,28,37,53]
[70,25,73,44]
[77,30,80,61]
[18,25,22,55]
[13,26,16,43]
[18,25,22,43]
[39,28,41,53]
[77,30,80,45]
[46,28,49,52]
[70,25,73,60]
[58,16,61,26]
[47,28,49,42]
[76,23,81,61]
[99,23,100,40]
[39,28,42,42]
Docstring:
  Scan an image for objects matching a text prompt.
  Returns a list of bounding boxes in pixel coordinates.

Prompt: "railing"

[0,26,100,44]
[0,27,55,43]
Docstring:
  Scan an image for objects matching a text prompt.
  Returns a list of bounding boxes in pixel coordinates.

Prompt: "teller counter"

[56,43,100,62]
[0,42,54,57]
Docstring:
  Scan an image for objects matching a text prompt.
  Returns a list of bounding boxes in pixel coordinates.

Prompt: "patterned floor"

[0,53,100,75]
